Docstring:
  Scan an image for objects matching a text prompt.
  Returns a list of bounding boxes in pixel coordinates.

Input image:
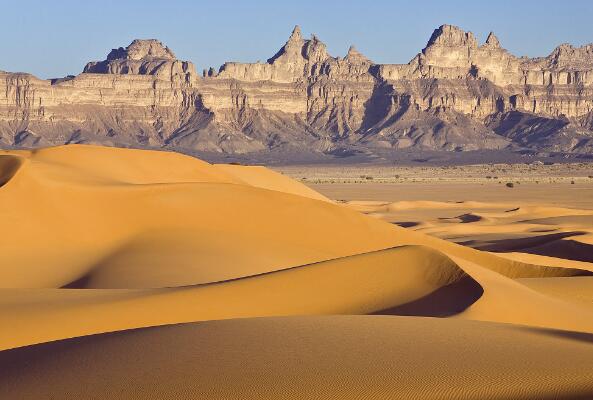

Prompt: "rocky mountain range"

[2,24,593,162]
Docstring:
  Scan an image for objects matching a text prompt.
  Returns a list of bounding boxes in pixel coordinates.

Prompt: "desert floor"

[279,162,593,206]
[1,147,592,399]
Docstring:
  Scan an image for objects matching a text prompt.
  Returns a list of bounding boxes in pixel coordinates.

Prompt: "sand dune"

[496,252,593,273]
[2,316,593,400]
[1,145,592,398]
[2,145,582,291]
[517,277,593,306]
[0,146,403,288]
[350,199,593,268]
[215,163,330,201]
[0,245,482,350]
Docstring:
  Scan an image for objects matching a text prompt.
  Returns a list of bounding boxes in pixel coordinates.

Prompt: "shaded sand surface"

[1,145,592,399]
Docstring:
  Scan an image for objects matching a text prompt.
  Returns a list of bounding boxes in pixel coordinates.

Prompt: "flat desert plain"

[1,145,593,399]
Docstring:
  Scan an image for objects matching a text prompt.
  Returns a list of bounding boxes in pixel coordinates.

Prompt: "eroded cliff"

[1,24,593,157]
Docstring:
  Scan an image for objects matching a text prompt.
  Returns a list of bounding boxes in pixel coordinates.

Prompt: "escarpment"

[1,25,593,157]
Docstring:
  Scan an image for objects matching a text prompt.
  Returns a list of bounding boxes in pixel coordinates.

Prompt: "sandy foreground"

[1,145,592,399]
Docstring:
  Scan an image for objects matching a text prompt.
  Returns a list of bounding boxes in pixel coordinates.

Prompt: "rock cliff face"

[1,25,593,157]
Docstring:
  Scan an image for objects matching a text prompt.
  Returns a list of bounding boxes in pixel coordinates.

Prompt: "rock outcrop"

[83,39,196,83]
[1,25,593,158]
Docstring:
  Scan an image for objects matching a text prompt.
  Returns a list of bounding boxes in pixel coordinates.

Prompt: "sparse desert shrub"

[571,180,575,184]
[365,176,374,180]
[506,182,514,188]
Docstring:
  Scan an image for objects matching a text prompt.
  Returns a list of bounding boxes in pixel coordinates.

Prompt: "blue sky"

[2,0,593,78]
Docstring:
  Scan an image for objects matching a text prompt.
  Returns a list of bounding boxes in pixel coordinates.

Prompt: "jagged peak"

[425,24,478,50]
[106,39,176,61]
[548,42,593,58]
[267,26,306,64]
[344,45,372,64]
[551,43,575,55]
[484,32,501,48]
[82,38,196,78]
[267,26,331,64]
[288,25,302,42]
[544,42,593,67]
[303,34,329,63]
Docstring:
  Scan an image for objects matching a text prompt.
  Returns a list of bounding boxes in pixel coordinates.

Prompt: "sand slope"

[215,163,330,201]
[2,316,593,400]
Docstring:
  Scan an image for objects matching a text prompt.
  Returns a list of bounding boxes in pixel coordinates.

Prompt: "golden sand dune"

[1,242,592,351]
[351,199,593,264]
[0,146,402,288]
[0,245,484,350]
[1,145,592,398]
[215,163,330,201]
[496,252,593,273]
[1,145,582,291]
[517,277,593,306]
[2,316,593,400]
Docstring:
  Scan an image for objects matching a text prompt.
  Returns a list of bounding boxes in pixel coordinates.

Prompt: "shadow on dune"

[372,275,483,317]
[0,155,22,188]
[521,215,593,227]
[470,231,593,265]
[392,221,421,228]
[456,213,483,223]
[520,326,593,345]
[470,231,586,252]
[61,274,93,289]
[440,213,483,224]
[522,239,593,264]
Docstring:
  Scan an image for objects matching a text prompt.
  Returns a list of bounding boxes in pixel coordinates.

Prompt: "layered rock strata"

[1,24,593,155]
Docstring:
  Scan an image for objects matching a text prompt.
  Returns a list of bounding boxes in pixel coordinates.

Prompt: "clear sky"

[2,0,593,79]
